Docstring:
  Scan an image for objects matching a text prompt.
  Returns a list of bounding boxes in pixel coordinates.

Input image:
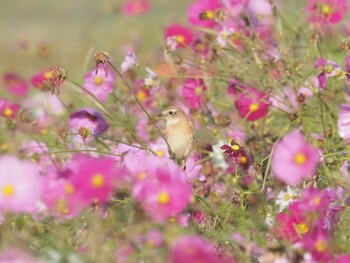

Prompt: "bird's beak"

[155,112,163,117]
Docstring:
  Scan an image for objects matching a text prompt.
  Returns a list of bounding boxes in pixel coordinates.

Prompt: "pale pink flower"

[272,131,319,186]
[338,104,350,141]
[171,235,233,263]
[0,155,43,213]
[82,65,116,103]
[306,0,348,25]
[121,52,137,73]
[122,0,150,16]
[0,247,43,263]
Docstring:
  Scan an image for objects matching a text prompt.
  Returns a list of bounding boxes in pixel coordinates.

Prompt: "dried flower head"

[94,50,110,77]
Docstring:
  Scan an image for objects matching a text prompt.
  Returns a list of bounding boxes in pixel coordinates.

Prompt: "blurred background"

[0,0,189,81]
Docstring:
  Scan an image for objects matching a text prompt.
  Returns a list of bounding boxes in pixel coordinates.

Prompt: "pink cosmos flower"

[306,0,348,25]
[345,55,350,85]
[171,235,233,263]
[0,98,20,119]
[69,108,109,143]
[338,104,350,142]
[121,52,137,73]
[122,0,150,15]
[67,154,125,206]
[164,23,194,48]
[132,157,192,223]
[234,87,270,121]
[0,247,43,263]
[272,131,319,186]
[187,0,222,28]
[0,155,42,213]
[314,58,341,89]
[83,65,116,103]
[302,223,333,262]
[2,72,28,96]
[269,87,299,113]
[335,255,350,263]
[31,68,53,90]
[20,140,51,171]
[182,78,207,110]
[274,202,312,243]
[41,172,84,218]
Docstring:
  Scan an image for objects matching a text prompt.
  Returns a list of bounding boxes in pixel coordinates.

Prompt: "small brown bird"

[156,106,194,168]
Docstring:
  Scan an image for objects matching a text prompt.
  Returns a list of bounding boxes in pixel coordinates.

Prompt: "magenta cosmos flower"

[132,157,192,223]
[274,201,313,243]
[0,98,20,119]
[82,65,116,103]
[122,0,150,15]
[0,155,43,213]
[314,57,341,89]
[272,131,319,186]
[69,108,109,143]
[67,154,125,206]
[187,0,222,28]
[164,23,194,48]
[182,78,207,110]
[306,0,348,25]
[234,87,270,121]
[302,222,333,262]
[2,72,28,96]
[171,235,233,263]
[31,68,53,90]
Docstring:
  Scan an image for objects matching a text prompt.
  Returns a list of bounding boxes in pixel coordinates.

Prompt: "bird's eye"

[168,111,174,115]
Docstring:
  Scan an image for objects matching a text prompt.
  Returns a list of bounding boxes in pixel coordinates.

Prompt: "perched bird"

[156,106,194,168]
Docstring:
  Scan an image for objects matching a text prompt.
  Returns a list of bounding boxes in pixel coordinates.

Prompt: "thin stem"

[108,61,172,152]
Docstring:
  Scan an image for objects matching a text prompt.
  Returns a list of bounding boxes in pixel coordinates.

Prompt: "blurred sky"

[0,0,189,80]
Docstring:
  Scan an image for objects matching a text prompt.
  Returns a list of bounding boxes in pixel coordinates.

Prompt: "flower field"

[1,0,350,262]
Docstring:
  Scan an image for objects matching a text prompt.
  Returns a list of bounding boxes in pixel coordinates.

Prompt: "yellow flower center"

[158,191,170,205]
[91,173,105,188]
[194,86,203,95]
[239,156,247,165]
[0,144,8,151]
[231,144,240,151]
[138,172,146,180]
[284,193,291,201]
[315,240,327,252]
[136,90,146,101]
[56,199,69,215]
[44,71,53,79]
[176,35,185,43]
[205,10,214,19]
[40,128,49,135]
[321,4,332,15]
[294,153,307,165]
[65,183,74,195]
[2,185,14,196]
[221,32,228,40]
[249,103,259,112]
[314,196,321,205]
[296,223,309,235]
[3,107,13,117]
[94,76,104,86]
[156,150,164,157]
